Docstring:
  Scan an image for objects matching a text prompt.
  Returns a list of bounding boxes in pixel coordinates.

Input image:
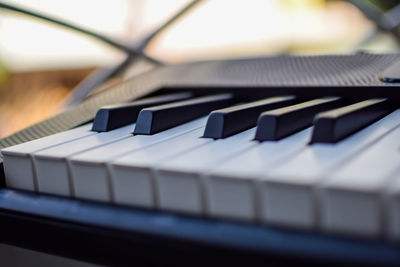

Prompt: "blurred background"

[0,0,399,137]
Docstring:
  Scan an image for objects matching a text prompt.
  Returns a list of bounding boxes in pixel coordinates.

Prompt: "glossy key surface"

[134,94,234,135]
[255,97,342,141]
[203,96,296,139]
[311,98,391,143]
[92,92,192,132]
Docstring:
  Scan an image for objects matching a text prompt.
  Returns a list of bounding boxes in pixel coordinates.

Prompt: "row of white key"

[71,117,210,203]
[205,127,311,220]
[260,109,400,231]
[102,108,400,240]
[2,117,207,196]
[34,123,136,196]
[139,100,400,237]
[2,124,95,191]
[3,110,400,240]
[154,128,257,214]
[108,127,213,207]
[320,120,400,238]
[107,126,310,216]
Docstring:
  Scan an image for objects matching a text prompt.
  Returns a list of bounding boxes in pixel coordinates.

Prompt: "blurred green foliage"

[0,61,8,88]
[369,0,399,11]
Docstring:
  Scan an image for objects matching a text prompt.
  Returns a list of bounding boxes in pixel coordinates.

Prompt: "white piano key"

[69,117,207,202]
[259,110,400,229]
[34,124,134,196]
[320,124,400,237]
[204,128,311,221]
[155,128,256,215]
[109,127,212,207]
[1,124,94,191]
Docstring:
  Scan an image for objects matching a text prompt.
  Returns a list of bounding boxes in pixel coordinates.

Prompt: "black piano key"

[203,96,297,139]
[92,92,193,132]
[255,97,342,141]
[134,93,235,135]
[311,98,391,144]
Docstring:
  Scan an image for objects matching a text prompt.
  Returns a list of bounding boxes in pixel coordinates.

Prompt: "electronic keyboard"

[1,53,400,266]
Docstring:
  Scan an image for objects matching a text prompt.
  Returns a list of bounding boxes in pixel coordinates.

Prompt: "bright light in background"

[0,0,133,71]
[146,0,374,61]
[0,0,197,71]
[0,0,379,70]
[148,0,290,58]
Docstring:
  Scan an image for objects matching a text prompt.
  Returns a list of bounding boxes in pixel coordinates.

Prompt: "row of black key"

[91,93,392,144]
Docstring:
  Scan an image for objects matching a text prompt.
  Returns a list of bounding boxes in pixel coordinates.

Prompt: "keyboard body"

[1,53,400,266]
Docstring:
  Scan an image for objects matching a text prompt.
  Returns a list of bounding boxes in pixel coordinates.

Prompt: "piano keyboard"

[2,91,400,241]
